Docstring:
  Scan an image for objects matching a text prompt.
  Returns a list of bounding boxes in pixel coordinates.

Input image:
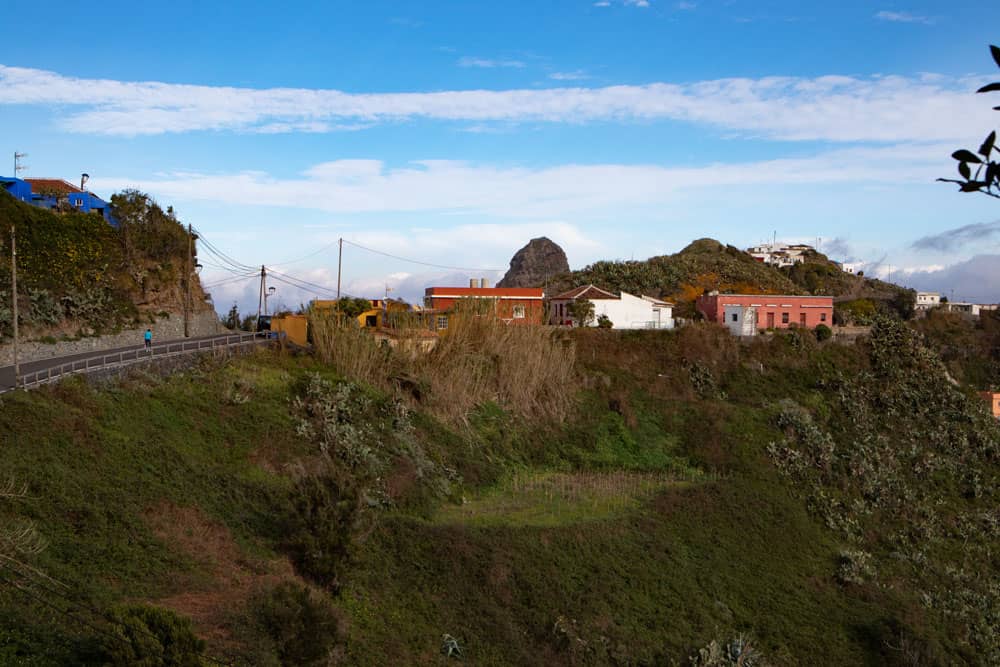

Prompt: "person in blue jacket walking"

[144,328,153,351]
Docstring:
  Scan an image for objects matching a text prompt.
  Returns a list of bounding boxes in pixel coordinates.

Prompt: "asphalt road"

[0,333,253,392]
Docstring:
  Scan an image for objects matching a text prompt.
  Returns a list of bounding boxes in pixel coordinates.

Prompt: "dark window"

[731,313,738,322]
[820,312,827,322]
[781,312,789,324]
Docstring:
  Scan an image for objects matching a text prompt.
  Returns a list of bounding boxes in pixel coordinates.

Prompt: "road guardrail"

[8,332,268,393]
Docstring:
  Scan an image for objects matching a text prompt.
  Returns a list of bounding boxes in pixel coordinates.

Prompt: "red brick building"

[424,283,545,327]
[696,292,833,331]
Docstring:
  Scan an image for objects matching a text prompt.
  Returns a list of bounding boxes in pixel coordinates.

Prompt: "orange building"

[696,292,833,331]
[423,281,545,329]
[980,391,1000,419]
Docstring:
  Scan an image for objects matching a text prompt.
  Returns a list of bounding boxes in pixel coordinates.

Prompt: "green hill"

[548,239,801,316]
[547,239,915,321]
[0,190,204,341]
[1,318,997,665]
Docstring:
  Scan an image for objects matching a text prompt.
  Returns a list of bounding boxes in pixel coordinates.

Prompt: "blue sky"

[2,0,1000,311]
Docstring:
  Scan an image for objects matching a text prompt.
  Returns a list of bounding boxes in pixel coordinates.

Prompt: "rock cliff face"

[497,237,569,288]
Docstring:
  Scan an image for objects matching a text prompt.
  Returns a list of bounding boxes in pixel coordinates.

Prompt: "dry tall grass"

[308,301,576,424]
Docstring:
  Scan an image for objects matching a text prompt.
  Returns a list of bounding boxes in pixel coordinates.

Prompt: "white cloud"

[898,255,1000,303]
[2,64,991,141]
[94,143,955,219]
[457,57,526,68]
[875,10,933,25]
[549,70,590,81]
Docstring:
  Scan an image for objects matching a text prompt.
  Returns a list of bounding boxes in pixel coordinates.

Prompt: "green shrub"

[27,288,61,326]
[252,582,340,666]
[691,634,766,666]
[836,549,875,585]
[283,472,359,589]
[814,323,832,342]
[597,314,613,329]
[101,605,204,666]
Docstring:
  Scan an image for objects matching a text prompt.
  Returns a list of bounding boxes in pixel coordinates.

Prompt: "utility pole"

[10,226,19,389]
[383,284,393,327]
[336,238,343,301]
[184,224,192,338]
[256,265,266,329]
[335,237,343,321]
[14,152,27,176]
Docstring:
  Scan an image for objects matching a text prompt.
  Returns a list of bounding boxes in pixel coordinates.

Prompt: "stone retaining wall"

[0,311,228,366]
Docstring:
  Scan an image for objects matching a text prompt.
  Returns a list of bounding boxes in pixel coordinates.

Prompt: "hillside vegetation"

[1,315,997,665]
[0,191,205,341]
[548,239,915,321]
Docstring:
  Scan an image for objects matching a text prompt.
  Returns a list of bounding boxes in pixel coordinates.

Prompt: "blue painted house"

[0,176,34,203]
[1,176,117,225]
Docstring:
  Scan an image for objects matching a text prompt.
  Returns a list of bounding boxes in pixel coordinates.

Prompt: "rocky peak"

[497,237,570,288]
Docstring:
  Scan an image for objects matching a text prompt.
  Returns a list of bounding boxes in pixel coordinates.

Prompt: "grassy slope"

[0,323,996,665]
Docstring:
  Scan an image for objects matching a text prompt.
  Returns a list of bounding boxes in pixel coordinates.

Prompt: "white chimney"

[470,278,480,288]
[481,278,490,288]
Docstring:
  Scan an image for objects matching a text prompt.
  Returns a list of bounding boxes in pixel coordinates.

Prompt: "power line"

[266,272,339,298]
[201,273,259,290]
[190,226,257,273]
[270,237,341,267]
[341,239,503,273]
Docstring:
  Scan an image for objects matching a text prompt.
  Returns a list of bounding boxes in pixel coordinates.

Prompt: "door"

[799,313,807,327]
[766,312,775,328]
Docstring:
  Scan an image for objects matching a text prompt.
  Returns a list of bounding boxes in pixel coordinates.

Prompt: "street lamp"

[265,286,276,316]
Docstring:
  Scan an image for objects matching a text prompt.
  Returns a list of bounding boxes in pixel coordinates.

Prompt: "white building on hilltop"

[549,285,674,329]
[915,292,941,311]
[746,242,814,268]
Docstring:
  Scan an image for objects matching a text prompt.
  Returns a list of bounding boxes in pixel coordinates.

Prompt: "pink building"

[696,292,833,332]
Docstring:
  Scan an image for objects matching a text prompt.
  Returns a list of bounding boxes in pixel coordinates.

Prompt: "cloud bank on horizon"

[0,64,993,142]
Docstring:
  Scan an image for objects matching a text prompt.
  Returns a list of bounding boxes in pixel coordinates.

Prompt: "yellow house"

[269,314,309,346]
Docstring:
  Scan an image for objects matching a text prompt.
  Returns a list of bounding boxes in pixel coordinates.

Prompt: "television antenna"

[14,152,28,175]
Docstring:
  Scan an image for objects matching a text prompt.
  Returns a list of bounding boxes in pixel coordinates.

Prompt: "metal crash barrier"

[10,333,269,392]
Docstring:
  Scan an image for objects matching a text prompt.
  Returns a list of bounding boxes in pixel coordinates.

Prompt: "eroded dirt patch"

[143,501,298,649]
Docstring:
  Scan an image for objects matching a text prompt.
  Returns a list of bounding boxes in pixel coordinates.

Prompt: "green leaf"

[986,162,999,186]
[992,45,1000,69]
[959,161,971,179]
[979,131,996,157]
[952,149,982,163]
[977,82,1000,93]
[960,181,985,192]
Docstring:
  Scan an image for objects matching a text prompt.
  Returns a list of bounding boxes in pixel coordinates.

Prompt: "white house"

[943,302,998,317]
[549,285,674,329]
[915,292,941,311]
[746,242,814,268]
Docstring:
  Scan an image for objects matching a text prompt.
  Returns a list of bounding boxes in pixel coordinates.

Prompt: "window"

[820,312,827,322]
[731,313,738,322]
[781,312,789,324]
[436,315,448,330]
[513,305,525,319]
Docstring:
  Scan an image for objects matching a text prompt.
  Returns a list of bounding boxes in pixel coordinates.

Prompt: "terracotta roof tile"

[24,178,83,195]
